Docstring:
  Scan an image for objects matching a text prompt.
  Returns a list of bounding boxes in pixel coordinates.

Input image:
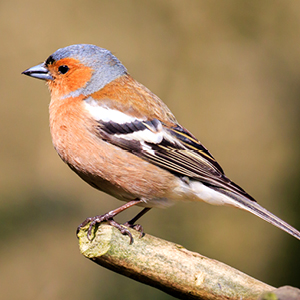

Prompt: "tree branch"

[78,223,273,300]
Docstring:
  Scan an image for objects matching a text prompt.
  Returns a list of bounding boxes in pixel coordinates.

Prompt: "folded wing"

[95,114,255,202]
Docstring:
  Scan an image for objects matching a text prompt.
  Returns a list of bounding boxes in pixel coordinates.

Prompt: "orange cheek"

[64,67,93,92]
[47,60,93,99]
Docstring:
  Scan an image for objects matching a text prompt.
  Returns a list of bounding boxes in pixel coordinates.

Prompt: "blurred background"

[1,0,300,299]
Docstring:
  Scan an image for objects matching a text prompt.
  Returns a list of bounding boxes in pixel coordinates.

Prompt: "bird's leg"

[77,199,145,244]
[123,207,152,238]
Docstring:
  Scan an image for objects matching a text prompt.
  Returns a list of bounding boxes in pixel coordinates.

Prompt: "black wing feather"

[96,118,255,202]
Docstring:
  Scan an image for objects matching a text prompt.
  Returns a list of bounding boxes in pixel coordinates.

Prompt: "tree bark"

[78,223,274,300]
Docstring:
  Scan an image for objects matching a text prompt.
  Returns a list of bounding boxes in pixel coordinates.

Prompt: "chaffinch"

[22,44,300,243]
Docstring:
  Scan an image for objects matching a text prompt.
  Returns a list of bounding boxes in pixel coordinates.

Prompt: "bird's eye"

[58,65,69,74]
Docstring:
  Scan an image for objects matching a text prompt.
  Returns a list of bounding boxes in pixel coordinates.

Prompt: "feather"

[94,114,255,202]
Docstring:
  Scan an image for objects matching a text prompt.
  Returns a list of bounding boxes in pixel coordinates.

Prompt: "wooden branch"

[78,223,274,300]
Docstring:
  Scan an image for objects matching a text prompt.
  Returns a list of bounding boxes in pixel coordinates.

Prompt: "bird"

[22,44,300,244]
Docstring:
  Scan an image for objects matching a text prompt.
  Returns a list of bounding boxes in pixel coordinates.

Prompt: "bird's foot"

[76,202,150,244]
[123,221,145,238]
[77,214,134,244]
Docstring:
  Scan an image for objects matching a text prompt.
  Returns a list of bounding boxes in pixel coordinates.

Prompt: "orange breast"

[49,94,179,204]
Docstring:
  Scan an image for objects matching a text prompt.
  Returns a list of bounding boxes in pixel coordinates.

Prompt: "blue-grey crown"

[48,44,127,98]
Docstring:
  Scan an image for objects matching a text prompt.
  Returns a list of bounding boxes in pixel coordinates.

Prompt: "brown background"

[1,1,300,299]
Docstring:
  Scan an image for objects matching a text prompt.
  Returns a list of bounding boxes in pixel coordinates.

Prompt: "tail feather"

[216,188,300,241]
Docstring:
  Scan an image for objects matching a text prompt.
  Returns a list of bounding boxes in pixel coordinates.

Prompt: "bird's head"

[22,44,127,99]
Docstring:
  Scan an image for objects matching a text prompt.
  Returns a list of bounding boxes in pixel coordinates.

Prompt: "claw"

[123,222,145,238]
[76,215,106,240]
[77,201,151,242]
[76,216,93,236]
[87,221,96,240]
[76,202,151,243]
[109,219,134,244]
[77,214,135,244]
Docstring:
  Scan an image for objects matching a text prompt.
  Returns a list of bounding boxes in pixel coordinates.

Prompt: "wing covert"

[95,117,254,201]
